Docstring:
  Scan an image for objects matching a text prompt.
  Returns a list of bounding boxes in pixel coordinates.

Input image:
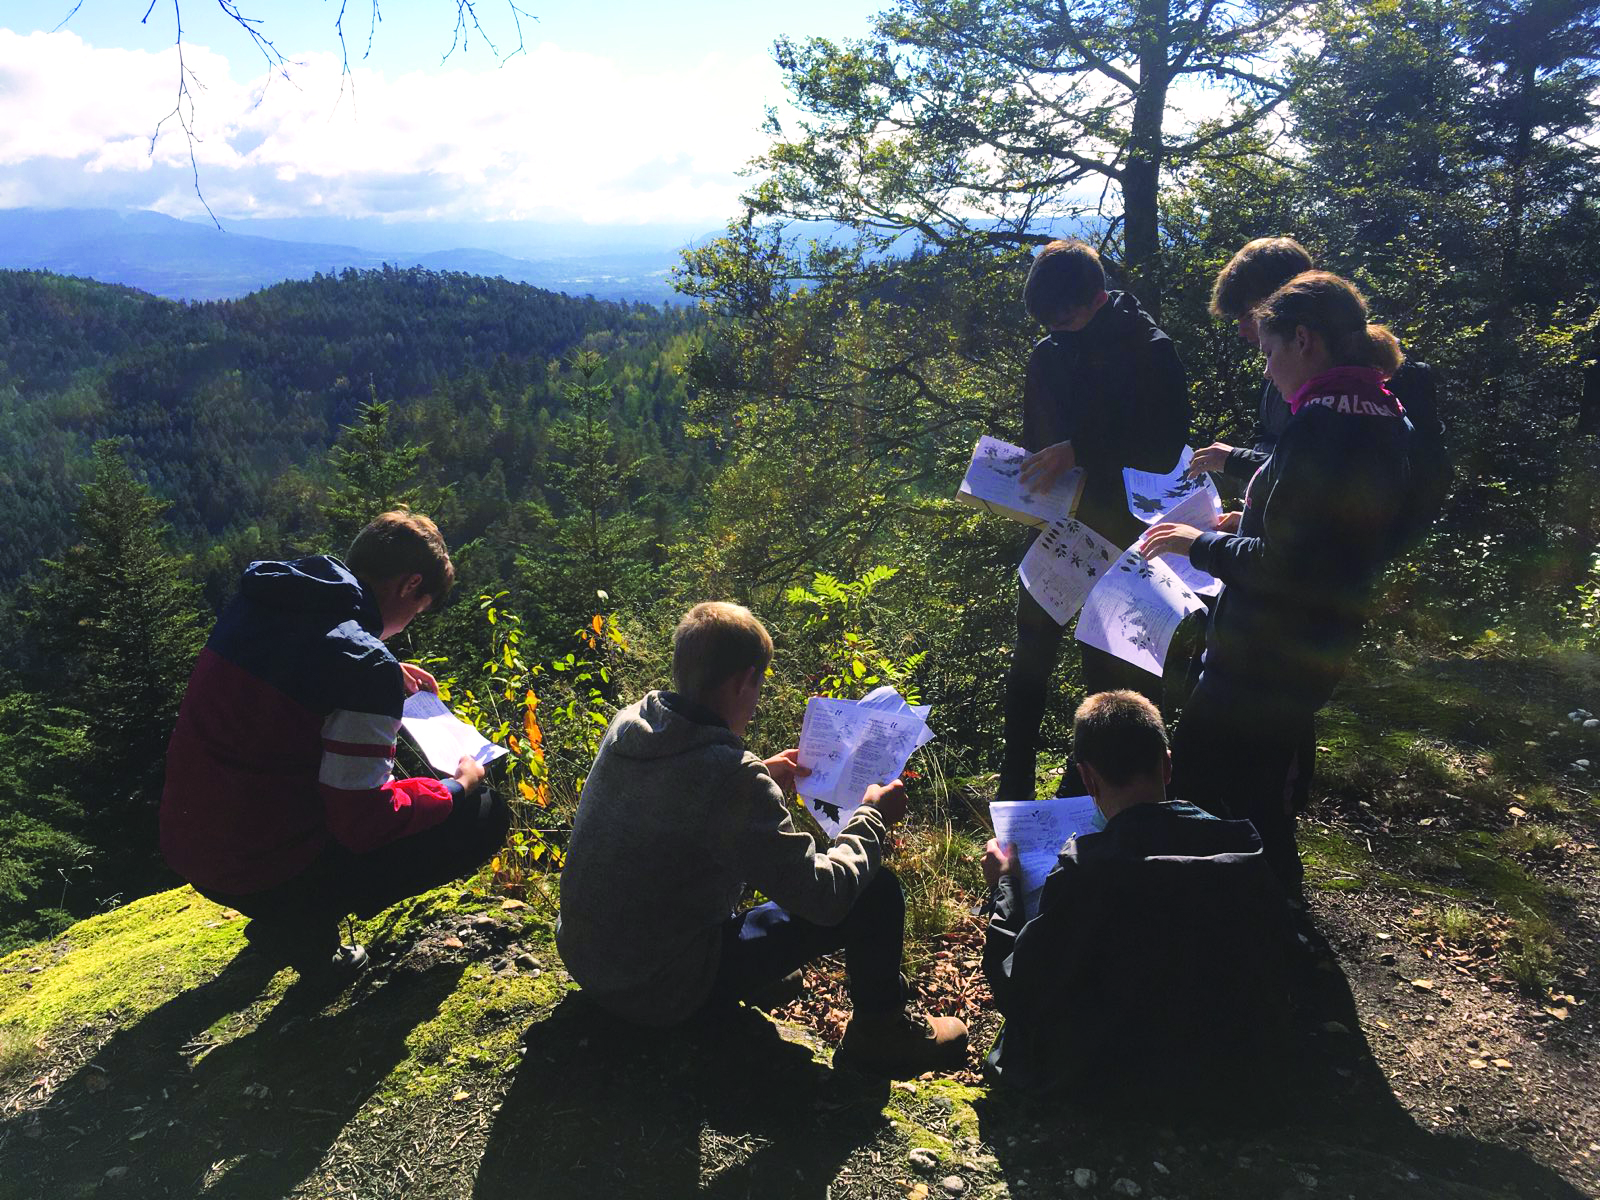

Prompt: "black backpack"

[1389,360,1453,552]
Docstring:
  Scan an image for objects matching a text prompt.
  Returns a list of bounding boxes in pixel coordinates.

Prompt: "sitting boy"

[161,511,508,978]
[557,601,967,1076]
[981,690,1292,1100]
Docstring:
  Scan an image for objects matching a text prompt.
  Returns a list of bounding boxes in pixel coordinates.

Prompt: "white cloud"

[0,29,787,224]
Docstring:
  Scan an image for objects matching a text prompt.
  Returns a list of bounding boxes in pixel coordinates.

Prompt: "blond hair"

[1072,690,1169,785]
[672,602,774,700]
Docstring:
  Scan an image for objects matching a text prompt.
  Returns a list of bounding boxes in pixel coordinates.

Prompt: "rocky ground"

[0,641,1596,1199]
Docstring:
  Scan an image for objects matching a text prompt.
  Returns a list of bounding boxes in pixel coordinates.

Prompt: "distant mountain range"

[0,209,708,304]
[0,208,1092,305]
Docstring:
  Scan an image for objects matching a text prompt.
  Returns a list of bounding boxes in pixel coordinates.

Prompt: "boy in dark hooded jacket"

[982,690,1292,1099]
[997,240,1190,804]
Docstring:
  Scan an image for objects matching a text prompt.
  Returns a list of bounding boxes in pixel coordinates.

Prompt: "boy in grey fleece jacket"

[557,602,967,1076]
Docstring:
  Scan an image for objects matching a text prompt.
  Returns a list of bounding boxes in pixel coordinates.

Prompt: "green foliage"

[784,566,926,701]
[18,442,204,885]
[320,389,436,549]
[433,593,638,889]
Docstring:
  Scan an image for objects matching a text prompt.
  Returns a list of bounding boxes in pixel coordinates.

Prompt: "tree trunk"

[1123,0,1171,319]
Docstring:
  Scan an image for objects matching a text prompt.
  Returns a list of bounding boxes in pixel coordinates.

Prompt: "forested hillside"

[0,267,704,591]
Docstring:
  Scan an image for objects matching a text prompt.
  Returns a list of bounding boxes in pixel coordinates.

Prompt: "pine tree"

[321,385,436,549]
[22,440,205,860]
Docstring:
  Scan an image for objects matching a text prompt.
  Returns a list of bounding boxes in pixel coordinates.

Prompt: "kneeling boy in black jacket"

[981,691,1293,1103]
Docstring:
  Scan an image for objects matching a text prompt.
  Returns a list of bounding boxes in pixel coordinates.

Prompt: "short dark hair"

[1072,690,1169,786]
[346,510,455,603]
[1023,240,1106,323]
[1209,237,1315,319]
[672,601,774,701]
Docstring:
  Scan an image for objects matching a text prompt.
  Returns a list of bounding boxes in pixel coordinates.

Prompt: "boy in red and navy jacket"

[161,511,507,976]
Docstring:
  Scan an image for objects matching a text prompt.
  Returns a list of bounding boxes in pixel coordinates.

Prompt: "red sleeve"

[318,705,454,852]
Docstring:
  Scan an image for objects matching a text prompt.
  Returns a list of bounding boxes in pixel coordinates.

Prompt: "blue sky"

[0,0,884,226]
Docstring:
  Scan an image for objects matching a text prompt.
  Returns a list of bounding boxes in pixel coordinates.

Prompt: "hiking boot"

[835,1009,969,1078]
[746,969,806,1012]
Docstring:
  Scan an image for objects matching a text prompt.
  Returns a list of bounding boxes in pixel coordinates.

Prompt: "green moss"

[883,1077,984,1147]
[0,888,246,1039]
[380,965,567,1102]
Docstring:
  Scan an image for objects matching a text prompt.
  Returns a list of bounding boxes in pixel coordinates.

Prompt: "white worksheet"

[796,686,934,837]
[990,794,1105,918]
[401,690,509,774]
[1074,550,1207,677]
[1018,517,1122,626]
[1145,487,1225,599]
[956,435,1084,528]
[1124,447,1220,525]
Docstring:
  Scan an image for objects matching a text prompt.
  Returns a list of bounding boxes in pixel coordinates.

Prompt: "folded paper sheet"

[1145,487,1225,598]
[1018,516,1122,626]
[1074,549,1207,677]
[990,794,1105,918]
[957,435,1083,528]
[401,690,510,774]
[797,686,934,837]
[1124,447,1218,524]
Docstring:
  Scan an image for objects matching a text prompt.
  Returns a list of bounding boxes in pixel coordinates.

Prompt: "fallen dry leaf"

[500,899,528,911]
[1493,1059,1513,1070]
[1544,1006,1570,1020]
[452,1090,470,1102]
[1412,979,1436,991]
[1469,1059,1488,1070]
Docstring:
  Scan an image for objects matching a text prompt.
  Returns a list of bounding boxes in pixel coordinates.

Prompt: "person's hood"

[1078,800,1263,864]
[238,555,380,634]
[1048,289,1165,351]
[604,690,744,762]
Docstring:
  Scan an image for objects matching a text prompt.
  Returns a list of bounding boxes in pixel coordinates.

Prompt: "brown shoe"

[835,1010,969,1078]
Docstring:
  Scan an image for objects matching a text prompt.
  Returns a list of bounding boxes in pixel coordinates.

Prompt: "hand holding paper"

[989,795,1104,918]
[796,686,933,837]
[401,691,509,775]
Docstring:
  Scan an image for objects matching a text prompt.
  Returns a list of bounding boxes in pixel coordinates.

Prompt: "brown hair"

[1072,690,1169,786]
[346,510,455,602]
[1253,271,1405,376]
[1023,239,1106,323]
[1209,237,1314,319]
[672,601,774,701]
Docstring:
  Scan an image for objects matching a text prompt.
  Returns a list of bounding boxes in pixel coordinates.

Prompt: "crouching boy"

[557,601,968,1076]
[981,691,1293,1104]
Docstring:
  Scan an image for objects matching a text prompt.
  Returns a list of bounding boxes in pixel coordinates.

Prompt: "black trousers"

[999,586,1162,802]
[1169,675,1314,894]
[703,868,906,1014]
[200,787,511,957]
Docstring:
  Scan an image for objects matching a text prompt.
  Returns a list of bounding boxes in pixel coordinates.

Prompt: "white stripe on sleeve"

[319,750,395,791]
[323,708,400,747]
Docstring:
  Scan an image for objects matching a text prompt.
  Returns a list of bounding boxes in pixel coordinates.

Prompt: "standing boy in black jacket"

[997,240,1190,804]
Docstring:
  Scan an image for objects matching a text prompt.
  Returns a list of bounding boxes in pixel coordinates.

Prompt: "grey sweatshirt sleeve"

[711,755,887,928]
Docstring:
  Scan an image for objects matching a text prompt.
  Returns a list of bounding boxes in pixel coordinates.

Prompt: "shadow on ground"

[975,945,1590,1200]
[1,950,465,1200]
[474,994,892,1200]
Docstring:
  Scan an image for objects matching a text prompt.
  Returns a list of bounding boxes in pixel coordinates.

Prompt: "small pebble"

[1074,1167,1098,1189]
[514,952,540,971]
[1586,719,1599,729]
[909,1148,938,1173]
[441,936,465,950]
[941,1174,965,1195]
[1111,1179,1142,1197]
[1153,1161,1169,1175]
